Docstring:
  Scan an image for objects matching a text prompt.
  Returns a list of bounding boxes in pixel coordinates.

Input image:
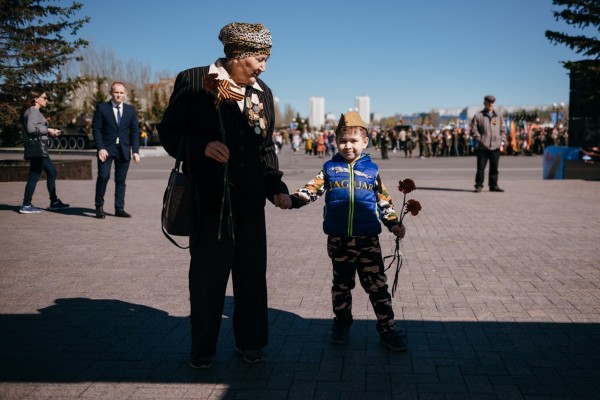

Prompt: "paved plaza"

[0,148,599,399]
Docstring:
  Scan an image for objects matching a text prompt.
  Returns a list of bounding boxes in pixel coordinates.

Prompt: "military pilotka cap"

[336,111,367,133]
[484,95,496,103]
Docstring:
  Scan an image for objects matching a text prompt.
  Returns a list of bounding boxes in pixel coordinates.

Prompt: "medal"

[245,92,267,137]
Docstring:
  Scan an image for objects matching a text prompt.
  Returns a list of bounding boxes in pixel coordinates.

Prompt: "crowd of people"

[271,122,569,159]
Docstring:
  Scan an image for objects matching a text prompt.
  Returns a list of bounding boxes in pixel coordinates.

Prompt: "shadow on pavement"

[0,298,599,398]
[417,187,476,192]
[0,204,20,213]
[46,207,97,217]
[0,204,96,217]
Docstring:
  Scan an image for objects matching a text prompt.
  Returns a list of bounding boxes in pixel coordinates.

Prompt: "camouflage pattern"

[327,235,395,332]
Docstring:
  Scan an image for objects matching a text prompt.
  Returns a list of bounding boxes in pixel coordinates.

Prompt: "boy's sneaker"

[19,205,43,214]
[235,347,264,363]
[49,199,70,210]
[188,356,212,369]
[329,317,352,345]
[379,327,408,352]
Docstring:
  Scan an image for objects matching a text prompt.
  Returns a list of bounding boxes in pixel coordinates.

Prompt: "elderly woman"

[20,88,69,214]
[158,22,290,368]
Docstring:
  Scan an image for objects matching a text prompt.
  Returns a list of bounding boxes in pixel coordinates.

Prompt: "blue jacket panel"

[323,153,382,236]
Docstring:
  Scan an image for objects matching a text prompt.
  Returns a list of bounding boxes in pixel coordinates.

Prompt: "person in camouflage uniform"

[288,111,408,351]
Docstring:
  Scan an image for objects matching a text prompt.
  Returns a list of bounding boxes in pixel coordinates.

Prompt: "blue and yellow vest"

[323,153,382,236]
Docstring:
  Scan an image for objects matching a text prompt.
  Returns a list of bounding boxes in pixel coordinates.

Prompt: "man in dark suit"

[92,81,140,218]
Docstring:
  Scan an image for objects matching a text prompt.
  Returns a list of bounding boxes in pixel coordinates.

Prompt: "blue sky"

[69,0,586,117]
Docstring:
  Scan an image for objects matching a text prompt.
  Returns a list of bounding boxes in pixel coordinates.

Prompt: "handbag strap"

[174,136,185,171]
[162,135,199,249]
[174,135,194,171]
[161,218,192,249]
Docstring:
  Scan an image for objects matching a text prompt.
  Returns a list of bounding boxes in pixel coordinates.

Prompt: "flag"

[510,119,517,152]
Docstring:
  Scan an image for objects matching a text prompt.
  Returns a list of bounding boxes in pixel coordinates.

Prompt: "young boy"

[288,112,407,351]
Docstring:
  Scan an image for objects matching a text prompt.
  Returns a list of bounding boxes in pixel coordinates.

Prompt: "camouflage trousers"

[327,235,395,332]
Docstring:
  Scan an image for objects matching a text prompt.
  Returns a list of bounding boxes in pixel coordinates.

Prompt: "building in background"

[355,95,371,125]
[309,96,325,129]
[324,112,337,130]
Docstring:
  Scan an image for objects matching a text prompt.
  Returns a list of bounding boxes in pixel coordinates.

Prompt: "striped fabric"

[158,65,288,214]
[216,79,244,107]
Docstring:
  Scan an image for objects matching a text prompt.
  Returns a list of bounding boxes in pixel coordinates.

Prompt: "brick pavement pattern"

[0,150,599,399]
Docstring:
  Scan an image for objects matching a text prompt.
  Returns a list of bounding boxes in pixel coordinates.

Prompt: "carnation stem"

[216,107,235,243]
[384,236,403,297]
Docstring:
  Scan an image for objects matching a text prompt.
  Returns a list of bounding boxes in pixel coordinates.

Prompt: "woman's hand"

[205,141,230,163]
[48,128,60,138]
[273,193,292,209]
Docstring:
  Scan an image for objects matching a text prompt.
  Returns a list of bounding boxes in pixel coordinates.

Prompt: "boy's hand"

[391,223,406,239]
[273,193,292,209]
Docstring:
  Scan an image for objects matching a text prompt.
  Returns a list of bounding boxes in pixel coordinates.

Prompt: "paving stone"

[0,152,599,399]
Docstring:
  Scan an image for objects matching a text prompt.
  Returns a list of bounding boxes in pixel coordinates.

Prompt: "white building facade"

[355,96,371,125]
[309,96,325,129]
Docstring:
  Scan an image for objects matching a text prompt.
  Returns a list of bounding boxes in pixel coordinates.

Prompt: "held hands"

[273,193,292,209]
[391,223,406,239]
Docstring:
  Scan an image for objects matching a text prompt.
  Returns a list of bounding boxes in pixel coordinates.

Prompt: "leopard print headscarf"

[219,22,272,59]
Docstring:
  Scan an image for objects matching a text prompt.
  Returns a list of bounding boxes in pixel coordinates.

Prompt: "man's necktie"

[116,106,121,126]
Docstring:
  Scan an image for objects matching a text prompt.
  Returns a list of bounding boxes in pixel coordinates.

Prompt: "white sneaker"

[19,205,43,214]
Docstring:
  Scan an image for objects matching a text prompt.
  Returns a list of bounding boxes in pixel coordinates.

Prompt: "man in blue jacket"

[92,82,140,218]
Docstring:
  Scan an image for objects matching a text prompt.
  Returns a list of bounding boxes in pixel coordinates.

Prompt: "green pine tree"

[0,0,90,146]
[545,0,600,103]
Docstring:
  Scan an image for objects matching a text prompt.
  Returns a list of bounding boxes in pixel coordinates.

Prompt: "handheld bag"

[161,138,197,248]
[23,134,48,160]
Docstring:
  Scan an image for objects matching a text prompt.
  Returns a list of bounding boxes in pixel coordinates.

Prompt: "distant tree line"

[0,0,297,146]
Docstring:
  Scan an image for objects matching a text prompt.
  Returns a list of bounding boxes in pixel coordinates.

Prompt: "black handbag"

[23,135,48,160]
[161,137,198,249]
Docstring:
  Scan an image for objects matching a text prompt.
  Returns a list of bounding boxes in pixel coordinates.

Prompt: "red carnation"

[203,73,219,93]
[398,178,416,194]
[405,199,421,216]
